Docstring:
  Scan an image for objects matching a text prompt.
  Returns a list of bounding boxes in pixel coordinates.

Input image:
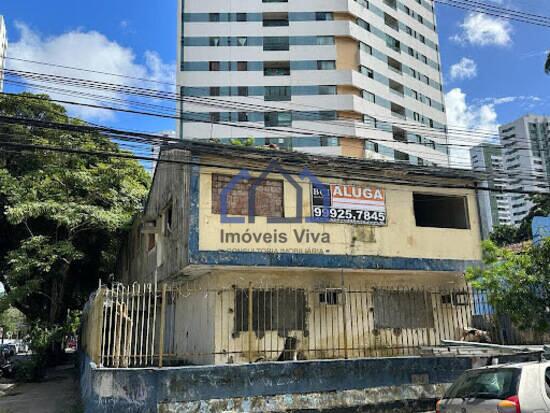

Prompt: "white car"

[437,360,550,413]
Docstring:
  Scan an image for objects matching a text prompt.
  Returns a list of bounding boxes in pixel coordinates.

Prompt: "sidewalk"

[0,364,81,413]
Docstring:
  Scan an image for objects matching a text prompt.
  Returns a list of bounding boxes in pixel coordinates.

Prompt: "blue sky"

[1,0,549,165]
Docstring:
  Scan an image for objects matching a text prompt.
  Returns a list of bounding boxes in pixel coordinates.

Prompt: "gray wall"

[81,355,474,413]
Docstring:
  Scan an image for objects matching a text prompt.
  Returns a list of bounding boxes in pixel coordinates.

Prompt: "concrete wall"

[81,355,474,413]
[196,163,483,263]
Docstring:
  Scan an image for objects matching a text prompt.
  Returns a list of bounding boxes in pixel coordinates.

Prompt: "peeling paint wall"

[80,355,474,413]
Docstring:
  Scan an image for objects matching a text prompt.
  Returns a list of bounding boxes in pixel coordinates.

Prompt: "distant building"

[499,115,550,225]
[0,16,7,92]
[177,0,450,165]
[470,144,512,238]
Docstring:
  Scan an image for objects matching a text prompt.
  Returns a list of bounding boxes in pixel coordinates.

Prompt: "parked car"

[436,360,550,413]
[0,344,16,357]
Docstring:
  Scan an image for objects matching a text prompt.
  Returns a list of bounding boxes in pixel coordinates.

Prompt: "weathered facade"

[117,141,483,365]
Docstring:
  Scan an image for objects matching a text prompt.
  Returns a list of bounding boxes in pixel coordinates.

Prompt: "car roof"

[470,360,550,371]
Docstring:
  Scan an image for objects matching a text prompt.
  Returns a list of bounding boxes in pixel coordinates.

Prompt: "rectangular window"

[210,87,220,96]
[360,42,372,54]
[211,174,284,217]
[209,13,220,22]
[265,111,292,127]
[209,61,220,71]
[360,66,374,78]
[263,12,289,27]
[237,37,248,47]
[264,36,289,51]
[265,86,291,101]
[234,289,306,334]
[236,13,247,22]
[316,36,335,45]
[237,61,248,71]
[413,193,470,229]
[362,90,375,103]
[317,60,336,70]
[209,37,221,46]
[264,61,290,76]
[238,86,248,96]
[238,112,249,122]
[357,18,370,31]
[374,290,434,328]
[319,85,337,95]
[316,12,333,20]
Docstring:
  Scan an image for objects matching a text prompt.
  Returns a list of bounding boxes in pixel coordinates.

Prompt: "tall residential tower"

[499,114,550,225]
[0,16,7,92]
[177,0,449,165]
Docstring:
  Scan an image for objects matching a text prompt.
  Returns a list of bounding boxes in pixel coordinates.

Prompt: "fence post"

[94,288,105,366]
[342,287,348,359]
[159,283,167,367]
[248,282,253,363]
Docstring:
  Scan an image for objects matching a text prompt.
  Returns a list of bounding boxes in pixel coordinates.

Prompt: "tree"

[466,240,550,333]
[0,307,27,339]
[489,224,521,247]
[0,93,150,327]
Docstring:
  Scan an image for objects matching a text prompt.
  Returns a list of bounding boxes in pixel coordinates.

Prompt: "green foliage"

[489,224,522,247]
[489,193,550,245]
[0,307,26,337]
[466,240,550,332]
[0,93,150,327]
[13,355,46,382]
[229,137,254,147]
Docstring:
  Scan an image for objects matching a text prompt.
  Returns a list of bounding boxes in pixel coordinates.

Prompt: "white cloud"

[445,88,499,168]
[451,13,512,47]
[6,22,175,121]
[449,57,478,81]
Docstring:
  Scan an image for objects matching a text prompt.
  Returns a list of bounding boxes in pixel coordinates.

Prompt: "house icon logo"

[220,160,331,224]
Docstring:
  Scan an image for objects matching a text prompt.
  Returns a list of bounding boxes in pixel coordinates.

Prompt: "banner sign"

[311,184,387,225]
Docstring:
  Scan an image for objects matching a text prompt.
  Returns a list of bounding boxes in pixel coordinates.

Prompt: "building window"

[357,18,370,31]
[212,174,284,217]
[234,289,306,335]
[360,66,374,78]
[237,37,248,47]
[237,61,248,71]
[209,61,220,71]
[265,86,291,101]
[238,112,249,122]
[319,289,341,305]
[263,12,289,27]
[236,13,247,22]
[362,90,375,103]
[374,290,434,329]
[317,60,336,70]
[319,85,337,95]
[316,12,333,20]
[316,36,335,45]
[265,112,292,127]
[209,13,220,22]
[238,86,248,96]
[264,36,289,51]
[359,42,372,54]
[413,193,470,229]
[147,233,156,252]
[209,37,221,46]
[264,61,290,76]
[210,87,220,96]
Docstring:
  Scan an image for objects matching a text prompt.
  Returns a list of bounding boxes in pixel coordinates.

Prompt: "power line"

[1,112,548,184]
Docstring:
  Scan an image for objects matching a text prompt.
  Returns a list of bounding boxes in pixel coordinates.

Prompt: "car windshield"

[445,368,520,400]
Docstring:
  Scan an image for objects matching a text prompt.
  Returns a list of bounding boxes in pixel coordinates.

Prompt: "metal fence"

[80,280,546,368]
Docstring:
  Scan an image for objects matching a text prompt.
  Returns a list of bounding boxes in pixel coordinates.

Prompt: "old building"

[118,141,482,365]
